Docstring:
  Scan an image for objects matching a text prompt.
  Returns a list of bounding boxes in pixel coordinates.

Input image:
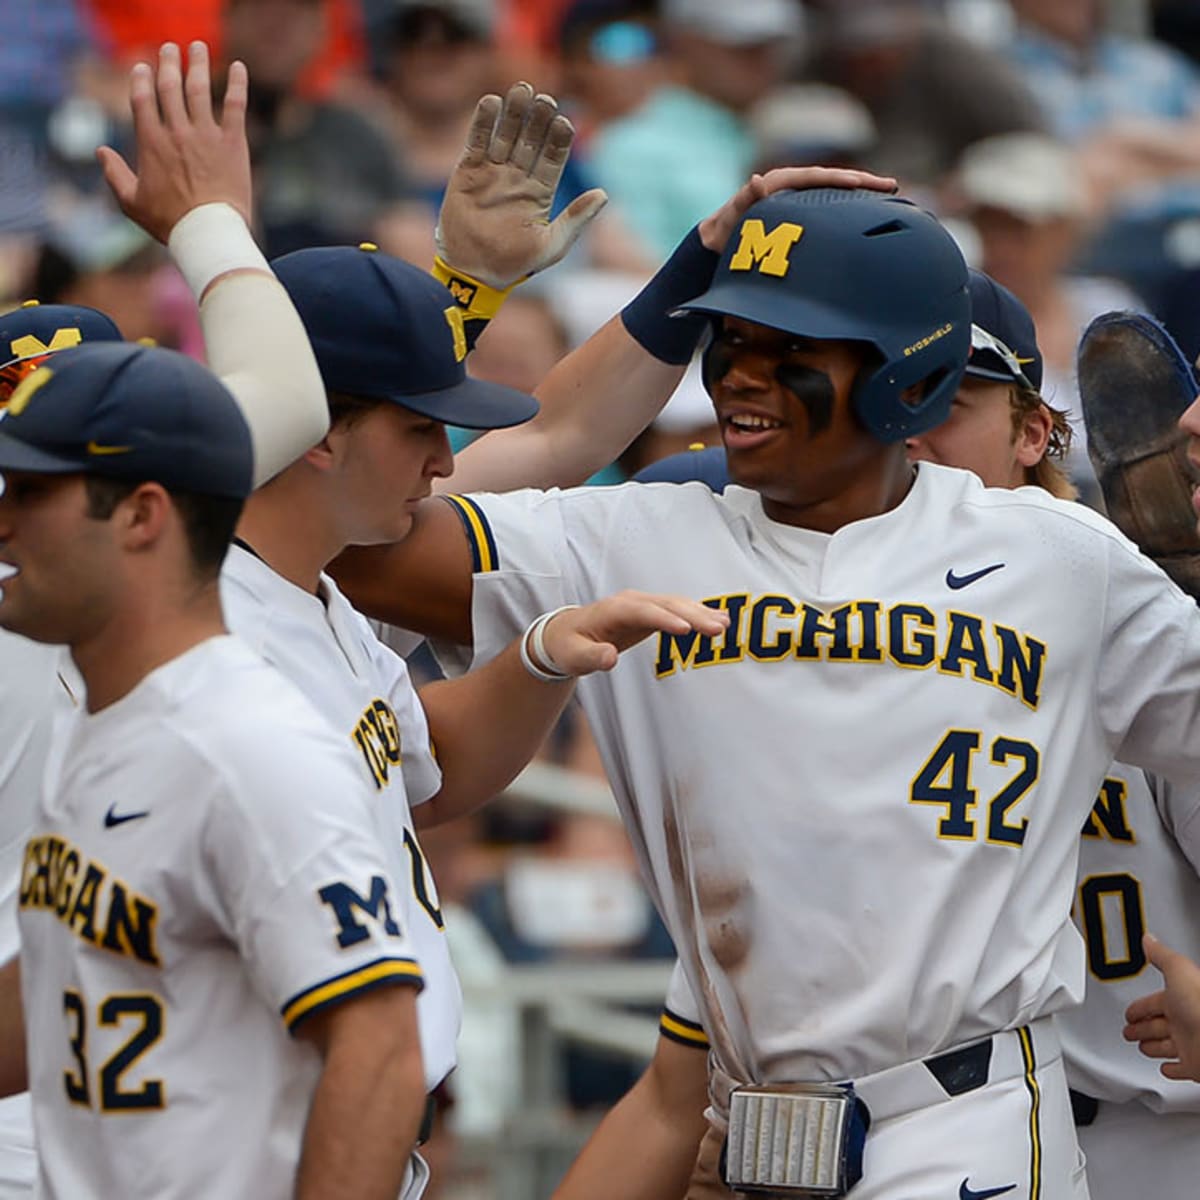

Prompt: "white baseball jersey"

[444,464,1200,1088]
[221,543,460,1090]
[18,636,422,1200]
[1060,767,1200,1113]
[0,634,77,1197]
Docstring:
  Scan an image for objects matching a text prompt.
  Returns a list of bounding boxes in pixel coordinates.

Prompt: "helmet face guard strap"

[677,189,971,443]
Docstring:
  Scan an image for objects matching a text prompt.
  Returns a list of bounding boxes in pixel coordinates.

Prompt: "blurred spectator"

[0,0,98,257]
[558,0,663,135]
[469,291,572,395]
[1006,0,1200,210]
[747,82,878,173]
[617,362,719,479]
[951,131,1142,504]
[468,810,674,1109]
[221,0,418,256]
[382,0,504,210]
[25,198,201,352]
[87,0,365,97]
[375,0,653,270]
[586,0,802,257]
[807,0,1046,191]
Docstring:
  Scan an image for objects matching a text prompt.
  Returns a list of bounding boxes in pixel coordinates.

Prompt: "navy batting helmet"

[676,189,971,441]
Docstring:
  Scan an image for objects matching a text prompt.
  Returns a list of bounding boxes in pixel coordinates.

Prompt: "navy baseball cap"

[0,301,122,403]
[271,245,540,430]
[966,269,1043,391]
[0,343,253,499]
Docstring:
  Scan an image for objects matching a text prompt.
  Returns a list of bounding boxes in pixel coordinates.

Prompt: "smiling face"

[331,403,454,547]
[705,316,909,529]
[0,472,120,645]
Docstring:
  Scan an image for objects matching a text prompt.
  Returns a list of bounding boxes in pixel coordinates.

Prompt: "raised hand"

[97,41,252,243]
[1123,933,1200,1082]
[435,82,608,289]
[698,166,900,254]
[539,592,729,678]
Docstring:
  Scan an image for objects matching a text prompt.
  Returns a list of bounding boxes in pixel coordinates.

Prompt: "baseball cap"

[965,269,1043,391]
[958,133,1086,223]
[0,343,254,500]
[0,301,122,403]
[662,0,802,44]
[271,245,539,430]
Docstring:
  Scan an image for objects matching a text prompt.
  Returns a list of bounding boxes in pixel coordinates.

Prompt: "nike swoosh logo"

[960,1181,1017,1200]
[104,804,149,829]
[87,440,131,456]
[945,563,1005,590]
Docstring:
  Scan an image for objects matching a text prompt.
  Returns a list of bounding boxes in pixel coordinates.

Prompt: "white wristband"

[519,606,580,683]
[167,202,270,301]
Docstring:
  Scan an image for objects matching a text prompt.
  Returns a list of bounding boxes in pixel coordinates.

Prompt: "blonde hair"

[1010,382,1078,500]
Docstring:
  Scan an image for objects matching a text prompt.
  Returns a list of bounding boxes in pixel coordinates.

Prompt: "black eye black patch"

[702,337,837,435]
[702,338,734,394]
[776,364,836,435]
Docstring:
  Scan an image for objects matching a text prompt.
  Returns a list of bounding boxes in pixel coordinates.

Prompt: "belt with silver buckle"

[723,1083,869,1196]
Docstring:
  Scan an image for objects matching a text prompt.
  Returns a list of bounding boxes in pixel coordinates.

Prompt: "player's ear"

[302,424,346,473]
[115,482,172,552]
[1014,402,1052,468]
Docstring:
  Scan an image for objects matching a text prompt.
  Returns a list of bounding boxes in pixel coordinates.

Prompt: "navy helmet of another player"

[675,188,971,441]
[0,302,122,406]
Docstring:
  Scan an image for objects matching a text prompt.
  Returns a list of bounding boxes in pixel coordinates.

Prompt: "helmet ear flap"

[851,353,967,442]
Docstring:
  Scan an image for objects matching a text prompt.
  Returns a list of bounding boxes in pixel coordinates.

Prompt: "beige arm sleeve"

[168,203,329,486]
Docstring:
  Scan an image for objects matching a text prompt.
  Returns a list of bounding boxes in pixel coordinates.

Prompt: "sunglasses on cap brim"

[0,352,54,405]
[969,324,1033,391]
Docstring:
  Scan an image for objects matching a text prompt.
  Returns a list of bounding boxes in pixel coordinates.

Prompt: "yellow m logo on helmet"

[728,220,805,279]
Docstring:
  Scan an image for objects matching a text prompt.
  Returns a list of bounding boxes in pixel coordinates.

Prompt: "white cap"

[663,0,803,45]
[958,133,1086,222]
[749,83,876,161]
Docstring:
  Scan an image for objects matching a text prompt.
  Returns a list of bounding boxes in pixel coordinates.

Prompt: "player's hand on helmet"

[97,41,252,243]
[1123,933,1200,1082]
[540,592,729,677]
[698,166,899,254]
[435,82,608,289]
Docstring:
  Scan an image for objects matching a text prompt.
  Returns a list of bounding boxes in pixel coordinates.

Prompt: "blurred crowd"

[8,0,1200,1177]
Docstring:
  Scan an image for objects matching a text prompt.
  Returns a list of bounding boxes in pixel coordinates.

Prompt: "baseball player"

[602,279,1200,1200]
[0,342,428,1199]
[0,40,330,1197]
[332,187,1200,1199]
[555,267,1086,1200]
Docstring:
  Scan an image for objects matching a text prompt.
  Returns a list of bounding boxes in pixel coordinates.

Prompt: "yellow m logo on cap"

[9,328,82,361]
[728,220,804,279]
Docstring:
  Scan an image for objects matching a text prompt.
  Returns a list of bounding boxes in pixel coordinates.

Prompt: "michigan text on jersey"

[19,836,159,967]
[654,594,1047,710]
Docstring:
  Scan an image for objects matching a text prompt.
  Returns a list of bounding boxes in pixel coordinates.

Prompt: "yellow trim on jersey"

[282,958,423,1030]
[1017,1026,1042,1200]
[443,495,499,574]
[660,1007,709,1049]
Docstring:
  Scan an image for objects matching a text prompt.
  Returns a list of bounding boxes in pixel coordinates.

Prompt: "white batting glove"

[434,82,608,294]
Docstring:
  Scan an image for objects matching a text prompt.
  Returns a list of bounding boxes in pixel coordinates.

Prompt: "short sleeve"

[203,724,423,1032]
[660,959,709,1051]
